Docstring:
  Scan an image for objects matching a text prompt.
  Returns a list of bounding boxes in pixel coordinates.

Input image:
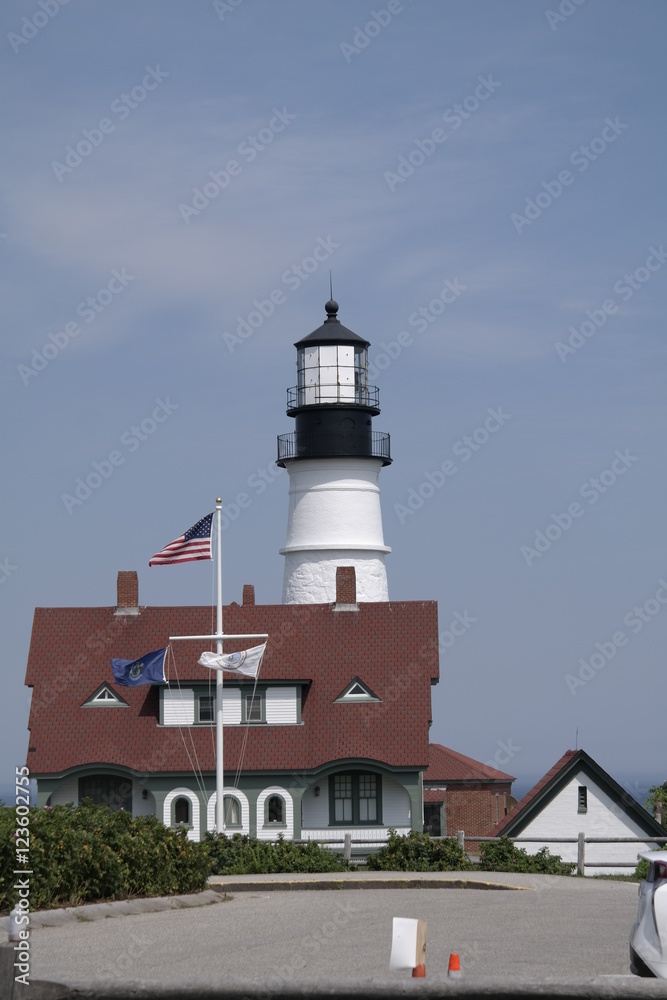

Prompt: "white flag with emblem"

[198,643,267,678]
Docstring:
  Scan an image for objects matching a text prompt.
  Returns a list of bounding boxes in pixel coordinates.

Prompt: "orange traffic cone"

[448,953,462,979]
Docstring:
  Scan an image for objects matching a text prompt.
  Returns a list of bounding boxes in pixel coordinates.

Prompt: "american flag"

[149,513,213,566]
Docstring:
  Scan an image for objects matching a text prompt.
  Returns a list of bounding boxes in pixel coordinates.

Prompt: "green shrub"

[0,801,209,912]
[204,832,350,874]
[479,836,575,875]
[366,829,470,871]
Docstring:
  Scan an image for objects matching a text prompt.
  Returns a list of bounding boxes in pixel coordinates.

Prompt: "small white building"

[493,749,664,876]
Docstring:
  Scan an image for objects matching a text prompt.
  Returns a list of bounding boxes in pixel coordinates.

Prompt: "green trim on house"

[32,758,423,840]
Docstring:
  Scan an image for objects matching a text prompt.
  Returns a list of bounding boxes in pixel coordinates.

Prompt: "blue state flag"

[111,648,167,686]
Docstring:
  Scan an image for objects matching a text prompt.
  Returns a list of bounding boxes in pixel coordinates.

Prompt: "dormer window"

[334,677,381,703]
[82,683,129,708]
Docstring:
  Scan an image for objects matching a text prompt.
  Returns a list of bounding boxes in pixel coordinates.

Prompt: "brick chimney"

[334,566,358,611]
[115,571,139,615]
[242,584,255,606]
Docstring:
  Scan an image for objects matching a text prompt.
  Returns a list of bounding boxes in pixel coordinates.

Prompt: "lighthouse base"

[281,550,389,604]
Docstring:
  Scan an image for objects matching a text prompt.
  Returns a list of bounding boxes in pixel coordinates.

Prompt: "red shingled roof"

[424,743,515,783]
[25,599,439,776]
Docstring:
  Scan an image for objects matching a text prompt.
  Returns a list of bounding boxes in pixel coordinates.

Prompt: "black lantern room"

[277,301,391,467]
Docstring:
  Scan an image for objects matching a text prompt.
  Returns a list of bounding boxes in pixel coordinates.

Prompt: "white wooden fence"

[297,832,667,873]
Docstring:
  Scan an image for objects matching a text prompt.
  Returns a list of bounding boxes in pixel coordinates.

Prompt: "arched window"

[267,794,285,825]
[174,797,191,826]
[223,795,241,827]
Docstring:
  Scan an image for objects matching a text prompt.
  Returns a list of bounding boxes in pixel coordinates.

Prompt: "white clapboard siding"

[162,688,241,725]
[382,778,412,827]
[222,688,241,724]
[265,686,298,724]
[163,688,194,726]
[49,776,79,807]
[518,771,658,876]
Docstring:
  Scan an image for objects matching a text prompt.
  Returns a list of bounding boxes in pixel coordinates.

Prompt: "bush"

[366,829,470,871]
[204,832,350,874]
[479,836,575,875]
[0,801,209,912]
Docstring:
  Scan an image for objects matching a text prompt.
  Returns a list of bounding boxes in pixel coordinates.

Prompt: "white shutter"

[265,686,298,724]
[163,688,194,725]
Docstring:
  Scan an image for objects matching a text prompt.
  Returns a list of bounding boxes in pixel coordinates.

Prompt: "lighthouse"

[277,299,392,604]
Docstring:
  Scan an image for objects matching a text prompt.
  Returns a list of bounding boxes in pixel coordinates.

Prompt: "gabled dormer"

[82,682,129,708]
[334,677,381,703]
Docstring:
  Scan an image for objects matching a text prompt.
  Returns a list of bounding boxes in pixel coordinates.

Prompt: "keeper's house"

[24,568,438,843]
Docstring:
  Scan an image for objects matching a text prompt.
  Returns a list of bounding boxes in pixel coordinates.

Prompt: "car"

[630,851,667,977]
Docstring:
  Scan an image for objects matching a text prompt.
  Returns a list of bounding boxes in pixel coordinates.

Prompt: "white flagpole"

[215,499,224,835]
[166,503,268,837]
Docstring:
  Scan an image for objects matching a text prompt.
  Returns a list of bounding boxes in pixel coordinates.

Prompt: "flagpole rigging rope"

[209,560,216,760]
[166,645,209,808]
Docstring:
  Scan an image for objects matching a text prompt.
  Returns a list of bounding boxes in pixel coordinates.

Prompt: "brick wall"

[445,783,514,838]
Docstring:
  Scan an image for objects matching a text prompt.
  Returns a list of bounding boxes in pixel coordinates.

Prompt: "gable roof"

[493,748,664,837]
[424,743,514,783]
[25,597,439,777]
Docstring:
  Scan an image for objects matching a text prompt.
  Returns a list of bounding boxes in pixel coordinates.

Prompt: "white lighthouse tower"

[277,299,392,604]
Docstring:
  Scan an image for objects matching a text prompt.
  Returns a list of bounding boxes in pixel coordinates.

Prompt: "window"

[358,775,377,821]
[174,797,191,826]
[82,683,128,708]
[223,795,241,827]
[578,786,588,813]
[244,692,263,723]
[266,794,285,825]
[329,772,381,825]
[334,677,380,703]
[334,775,352,822]
[197,693,215,724]
[423,804,442,837]
[79,775,132,812]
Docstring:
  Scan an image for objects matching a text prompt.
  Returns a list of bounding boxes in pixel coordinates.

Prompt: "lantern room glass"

[296,344,368,406]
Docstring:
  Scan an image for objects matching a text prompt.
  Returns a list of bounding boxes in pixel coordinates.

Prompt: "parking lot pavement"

[26,876,642,987]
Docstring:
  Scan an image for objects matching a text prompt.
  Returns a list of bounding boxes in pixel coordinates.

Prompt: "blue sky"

[1,0,666,805]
